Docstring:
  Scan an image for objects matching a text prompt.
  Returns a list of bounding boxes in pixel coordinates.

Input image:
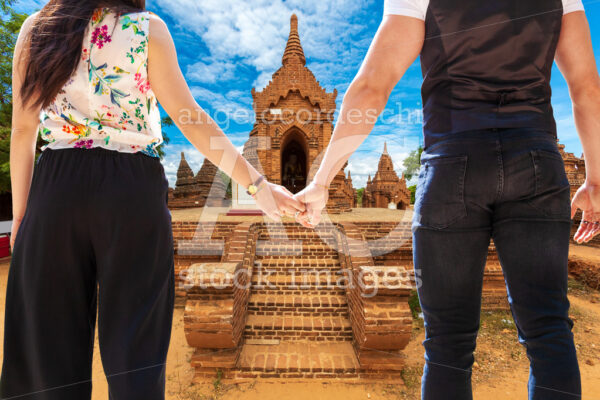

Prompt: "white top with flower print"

[39,8,162,157]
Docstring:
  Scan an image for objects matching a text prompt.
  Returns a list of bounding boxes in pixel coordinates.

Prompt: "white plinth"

[232,182,259,210]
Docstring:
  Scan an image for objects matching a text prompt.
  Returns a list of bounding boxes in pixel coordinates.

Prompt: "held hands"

[254,181,306,221]
[571,181,600,243]
[293,181,329,228]
[253,179,328,227]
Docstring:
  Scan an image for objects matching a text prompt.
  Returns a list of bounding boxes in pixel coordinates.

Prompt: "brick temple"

[168,153,228,209]
[242,14,356,212]
[169,14,356,213]
[363,142,411,209]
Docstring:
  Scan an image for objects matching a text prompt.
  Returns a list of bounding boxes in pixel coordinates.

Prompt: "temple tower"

[242,14,353,212]
[363,142,411,209]
[168,152,228,208]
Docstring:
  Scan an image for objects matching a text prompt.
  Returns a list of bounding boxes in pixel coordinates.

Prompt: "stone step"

[252,262,343,274]
[237,342,359,375]
[244,314,352,341]
[248,293,348,316]
[251,288,346,296]
[258,230,337,241]
[250,272,346,290]
[255,241,339,257]
[255,258,340,268]
[256,253,339,261]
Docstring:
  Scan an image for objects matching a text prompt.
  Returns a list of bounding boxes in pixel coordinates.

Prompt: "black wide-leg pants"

[0,148,175,400]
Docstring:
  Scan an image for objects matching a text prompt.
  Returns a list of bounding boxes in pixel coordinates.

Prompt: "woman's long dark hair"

[20,0,146,109]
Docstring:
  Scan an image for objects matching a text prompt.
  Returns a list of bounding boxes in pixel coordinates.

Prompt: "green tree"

[0,1,27,194]
[218,171,232,200]
[156,115,173,160]
[356,187,365,207]
[408,184,416,204]
[402,146,423,181]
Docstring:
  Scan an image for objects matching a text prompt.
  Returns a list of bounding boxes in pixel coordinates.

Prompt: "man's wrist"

[313,181,329,190]
[585,176,600,187]
[313,171,330,188]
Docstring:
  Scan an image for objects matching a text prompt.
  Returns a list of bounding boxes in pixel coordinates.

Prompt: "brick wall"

[337,222,412,372]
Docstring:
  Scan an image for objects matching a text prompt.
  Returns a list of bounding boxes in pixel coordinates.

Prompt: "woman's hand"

[293,182,329,228]
[572,181,600,243]
[254,182,306,221]
[10,217,23,252]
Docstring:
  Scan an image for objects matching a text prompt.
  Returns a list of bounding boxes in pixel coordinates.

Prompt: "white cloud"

[189,86,254,125]
[153,0,376,90]
[186,59,236,84]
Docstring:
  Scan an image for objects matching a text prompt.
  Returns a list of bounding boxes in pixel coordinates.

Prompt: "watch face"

[248,185,257,195]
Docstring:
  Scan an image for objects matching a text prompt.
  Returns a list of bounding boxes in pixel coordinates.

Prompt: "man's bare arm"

[311,15,425,187]
[295,15,424,226]
[555,11,600,242]
[555,11,600,183]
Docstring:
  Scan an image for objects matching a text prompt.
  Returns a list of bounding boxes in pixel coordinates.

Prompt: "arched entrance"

[280,130,308,194]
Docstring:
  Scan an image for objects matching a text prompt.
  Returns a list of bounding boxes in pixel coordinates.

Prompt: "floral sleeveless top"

[39,8,162,157]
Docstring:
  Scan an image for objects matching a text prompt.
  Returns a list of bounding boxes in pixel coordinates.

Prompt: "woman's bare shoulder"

[18,12,39,38]
[148,12,175,51]
[148,12,169,35]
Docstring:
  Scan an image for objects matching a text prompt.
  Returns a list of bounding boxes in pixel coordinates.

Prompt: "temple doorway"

[396,201,408,210]
[281,133,307,194]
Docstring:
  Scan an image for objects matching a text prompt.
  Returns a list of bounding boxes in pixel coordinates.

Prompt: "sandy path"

[1,253,599,400]
[472,295,600,400]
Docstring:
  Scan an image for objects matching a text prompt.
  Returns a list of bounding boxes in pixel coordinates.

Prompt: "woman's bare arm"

[555,11,600,242]
[10,13,40,248]
[147,15,303,219]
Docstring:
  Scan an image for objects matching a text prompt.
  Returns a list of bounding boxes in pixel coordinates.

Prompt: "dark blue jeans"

[412,128,581,400]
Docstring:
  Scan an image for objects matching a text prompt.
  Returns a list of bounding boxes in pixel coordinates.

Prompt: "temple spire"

[282,14,306,66]
[175,151,194,188]
[383,141,389,155]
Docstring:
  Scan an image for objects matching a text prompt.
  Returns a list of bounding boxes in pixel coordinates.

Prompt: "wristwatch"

[247,175,266,197]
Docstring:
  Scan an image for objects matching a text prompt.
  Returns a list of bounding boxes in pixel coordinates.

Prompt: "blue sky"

[14,0,600,188]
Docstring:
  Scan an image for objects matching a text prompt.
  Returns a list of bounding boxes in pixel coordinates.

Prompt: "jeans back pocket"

[413,155,468,229]
[528,149,571,217]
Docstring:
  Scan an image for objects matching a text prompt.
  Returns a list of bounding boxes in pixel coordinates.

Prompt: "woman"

[296,0,598,399]
[1,1,303,399]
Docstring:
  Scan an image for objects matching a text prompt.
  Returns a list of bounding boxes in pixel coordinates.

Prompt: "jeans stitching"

[495,140,504,202]
[418,156,468,229]
[527,149,571,217]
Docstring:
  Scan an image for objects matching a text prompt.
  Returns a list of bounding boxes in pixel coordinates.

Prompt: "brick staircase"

[238,225,360,379]
[182,222,413,383]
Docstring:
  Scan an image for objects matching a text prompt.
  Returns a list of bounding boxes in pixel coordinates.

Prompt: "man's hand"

[571,181,600,243]
[293,182,329,228]
[254,181,306,222]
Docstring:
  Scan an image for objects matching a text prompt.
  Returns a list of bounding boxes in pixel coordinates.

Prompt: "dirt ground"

[1,245,599,400]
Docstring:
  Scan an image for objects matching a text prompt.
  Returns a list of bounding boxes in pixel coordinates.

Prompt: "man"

[296,1,599,399]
